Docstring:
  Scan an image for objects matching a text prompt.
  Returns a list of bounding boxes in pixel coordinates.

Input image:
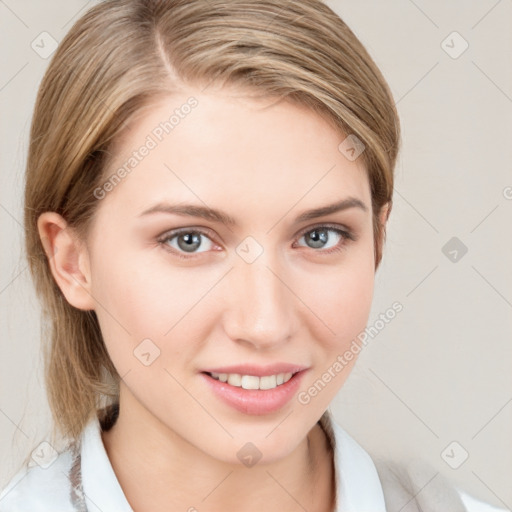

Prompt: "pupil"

[178,232,201,252]
[308,229,328,248]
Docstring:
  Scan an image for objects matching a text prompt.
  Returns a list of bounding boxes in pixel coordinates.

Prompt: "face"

[82,86,378,464]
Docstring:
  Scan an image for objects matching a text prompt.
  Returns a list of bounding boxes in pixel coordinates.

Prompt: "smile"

[207,372,295,390]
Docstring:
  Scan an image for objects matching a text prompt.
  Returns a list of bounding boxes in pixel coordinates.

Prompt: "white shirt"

[0,410,507,511]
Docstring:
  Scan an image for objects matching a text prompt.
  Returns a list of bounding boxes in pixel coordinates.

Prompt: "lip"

[200,365,309,415]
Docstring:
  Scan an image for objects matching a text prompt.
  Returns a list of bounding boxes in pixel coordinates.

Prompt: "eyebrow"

[138,196,368,226]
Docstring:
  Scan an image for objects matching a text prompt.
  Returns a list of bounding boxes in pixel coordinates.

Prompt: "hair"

[24,0,400,443]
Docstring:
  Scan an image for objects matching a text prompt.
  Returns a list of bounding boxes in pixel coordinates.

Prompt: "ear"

[378,202,391,227]
[374,202,392,269]
[37,212,95,311]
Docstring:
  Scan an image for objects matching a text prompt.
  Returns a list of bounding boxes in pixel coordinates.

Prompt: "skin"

[39,85,388,512]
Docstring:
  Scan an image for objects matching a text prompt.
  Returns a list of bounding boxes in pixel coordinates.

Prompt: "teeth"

[241,375,260,390]
[208,372,295,390]
[227,374,242,386]
[259,375,277,390]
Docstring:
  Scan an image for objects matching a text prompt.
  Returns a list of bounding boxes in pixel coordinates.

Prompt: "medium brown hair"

[24,0,400,443]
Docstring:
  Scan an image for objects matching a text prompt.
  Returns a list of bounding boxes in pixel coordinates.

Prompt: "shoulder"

[324,413,509,512]
[0,442,82,512]
[373,451,509,512]
[458,488,510,512]
[1,405,129,512]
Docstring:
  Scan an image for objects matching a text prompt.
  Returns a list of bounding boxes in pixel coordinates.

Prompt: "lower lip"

[201,371,307,415]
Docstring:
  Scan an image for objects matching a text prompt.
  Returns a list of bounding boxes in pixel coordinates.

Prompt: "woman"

[0,0,505,510]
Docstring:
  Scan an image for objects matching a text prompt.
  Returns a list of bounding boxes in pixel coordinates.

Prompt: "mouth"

[200,365,309,415]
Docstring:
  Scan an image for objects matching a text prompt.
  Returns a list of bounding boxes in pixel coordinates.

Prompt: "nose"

[222,252,297,351]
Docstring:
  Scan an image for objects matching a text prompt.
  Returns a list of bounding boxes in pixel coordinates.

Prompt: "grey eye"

[297,228,343,250]
[164,231,214,253]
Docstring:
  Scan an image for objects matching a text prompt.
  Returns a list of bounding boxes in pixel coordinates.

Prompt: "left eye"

[295,226,347,251]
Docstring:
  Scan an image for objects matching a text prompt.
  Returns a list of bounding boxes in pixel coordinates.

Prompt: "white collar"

[320,411,386,511]
[80,410,386,511]
[80,413,132,511]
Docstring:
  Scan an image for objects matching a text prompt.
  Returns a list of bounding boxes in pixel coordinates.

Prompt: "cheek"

[89,246,217,362]
[294,250,375,410]
[294,243,375,350]
[329,263,374,336]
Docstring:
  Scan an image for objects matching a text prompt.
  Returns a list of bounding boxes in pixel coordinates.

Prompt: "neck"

[101,385,335,512]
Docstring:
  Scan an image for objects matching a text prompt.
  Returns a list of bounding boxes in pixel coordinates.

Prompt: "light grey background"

[1,0,511,507]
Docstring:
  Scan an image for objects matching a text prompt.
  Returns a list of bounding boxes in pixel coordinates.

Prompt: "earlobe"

[37,212,95,311]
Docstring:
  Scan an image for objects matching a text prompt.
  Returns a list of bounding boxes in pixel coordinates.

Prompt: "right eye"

[158,228,217,258]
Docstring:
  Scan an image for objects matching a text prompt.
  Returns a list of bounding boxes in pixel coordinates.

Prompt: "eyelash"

[157,223,357,260]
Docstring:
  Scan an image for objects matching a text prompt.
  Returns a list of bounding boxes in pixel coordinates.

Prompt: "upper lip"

[201,363,309,377]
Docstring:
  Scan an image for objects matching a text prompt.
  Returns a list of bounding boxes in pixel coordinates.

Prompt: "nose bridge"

[224,247,295,349]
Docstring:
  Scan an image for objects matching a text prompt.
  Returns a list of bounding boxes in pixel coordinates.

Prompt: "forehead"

[98,87,371,223]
